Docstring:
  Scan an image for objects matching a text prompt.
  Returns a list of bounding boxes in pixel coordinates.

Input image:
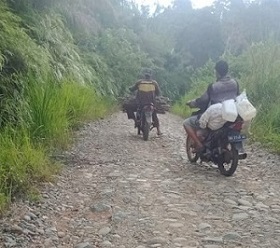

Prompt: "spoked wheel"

[186,135,199,163]
[217,143,238,176]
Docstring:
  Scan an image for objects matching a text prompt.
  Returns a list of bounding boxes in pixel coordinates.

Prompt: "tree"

[175,9,224,67]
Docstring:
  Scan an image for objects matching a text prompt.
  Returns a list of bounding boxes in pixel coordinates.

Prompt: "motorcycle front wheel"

[186,135,199,163]
[217,143,238,176]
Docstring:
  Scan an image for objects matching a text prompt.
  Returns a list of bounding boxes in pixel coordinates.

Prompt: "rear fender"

[232,142,247,160]
[142,105,154,125]
[144,111,153,125]
[233,141,243,151]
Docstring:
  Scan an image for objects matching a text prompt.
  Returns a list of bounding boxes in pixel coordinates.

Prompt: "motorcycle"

[136,104,154,141]
[186,111,247,176]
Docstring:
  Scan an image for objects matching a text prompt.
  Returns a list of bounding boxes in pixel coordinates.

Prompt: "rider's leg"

[183,116,203,149]
[135,106,142,127]
[184,125,203,149]
[127,108,135,120]
[152,112,162,135]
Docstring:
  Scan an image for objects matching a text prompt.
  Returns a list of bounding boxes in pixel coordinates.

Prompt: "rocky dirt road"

[1,112,280,248]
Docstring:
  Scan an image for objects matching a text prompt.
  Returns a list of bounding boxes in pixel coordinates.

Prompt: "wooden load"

[120,95,171,114]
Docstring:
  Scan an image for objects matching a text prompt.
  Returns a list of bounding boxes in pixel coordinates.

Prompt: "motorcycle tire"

[143,120,150,141]
[217,143,238,176]
[186,135,199,163]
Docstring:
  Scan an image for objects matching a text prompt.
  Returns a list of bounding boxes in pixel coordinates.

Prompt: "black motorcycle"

[136,104,154,141]
[186,114,247,176]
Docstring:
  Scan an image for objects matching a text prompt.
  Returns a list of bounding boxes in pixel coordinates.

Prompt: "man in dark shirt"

[183,60,239,152]
[129,72,162,135]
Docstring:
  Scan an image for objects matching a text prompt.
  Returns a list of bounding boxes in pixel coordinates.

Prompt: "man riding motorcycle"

[183,60,239,153]
[129,70,162,136]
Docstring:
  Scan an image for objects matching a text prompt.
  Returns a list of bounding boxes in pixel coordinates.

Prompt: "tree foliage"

[1,0,280,110]
[2,0,280,101]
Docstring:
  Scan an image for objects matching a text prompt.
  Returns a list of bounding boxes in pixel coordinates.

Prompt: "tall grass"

[26,78,112,147]
[0,78,113,212]
[239,42,280,150]
[0,1,117,212]
[0,127,60,212]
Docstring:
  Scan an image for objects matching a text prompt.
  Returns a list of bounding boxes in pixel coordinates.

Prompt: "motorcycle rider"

[129,70,162,135]
[183,60,239,152]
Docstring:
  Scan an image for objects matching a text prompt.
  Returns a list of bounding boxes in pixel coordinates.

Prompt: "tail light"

[231,121,243,131]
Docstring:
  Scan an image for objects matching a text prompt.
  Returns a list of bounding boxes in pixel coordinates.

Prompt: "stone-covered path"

[1,112,280,248]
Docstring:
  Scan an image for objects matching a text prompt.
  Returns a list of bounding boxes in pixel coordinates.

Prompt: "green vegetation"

[26,78,112,146]
[0,127,59,211]
[239,42,280,150]
[0,1,114,210]
[0,78,111,211]
[2,0,280,210]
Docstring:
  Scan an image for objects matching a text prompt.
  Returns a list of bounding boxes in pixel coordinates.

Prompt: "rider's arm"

[186,100,197,108]
[186,91,209,109]
[195,87,210,108]
[129,81,141,92]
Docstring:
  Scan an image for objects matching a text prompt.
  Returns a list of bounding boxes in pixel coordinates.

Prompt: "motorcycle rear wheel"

[186,135,199,163]
[143,120,150,141]
[217,143,238,176]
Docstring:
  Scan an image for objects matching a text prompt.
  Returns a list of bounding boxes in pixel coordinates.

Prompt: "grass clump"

[0,127,59,212]
[240,42,280,151]
[26,78,112,148]
[0,77,113,211]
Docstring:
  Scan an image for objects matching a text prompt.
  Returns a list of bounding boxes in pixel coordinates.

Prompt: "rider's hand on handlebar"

[186,101,193,107]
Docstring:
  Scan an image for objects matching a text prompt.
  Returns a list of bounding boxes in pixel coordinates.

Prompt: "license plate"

[228,133,246,142]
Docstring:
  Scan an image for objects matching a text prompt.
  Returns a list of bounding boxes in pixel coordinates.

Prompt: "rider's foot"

[157,129,163,136]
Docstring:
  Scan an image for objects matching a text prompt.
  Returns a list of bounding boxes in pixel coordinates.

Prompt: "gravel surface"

[1,112,280,248]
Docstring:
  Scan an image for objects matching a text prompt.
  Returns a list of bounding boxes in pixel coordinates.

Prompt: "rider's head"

[144,73,151,80]
[215,60,228,79]
[144,69,152,80]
